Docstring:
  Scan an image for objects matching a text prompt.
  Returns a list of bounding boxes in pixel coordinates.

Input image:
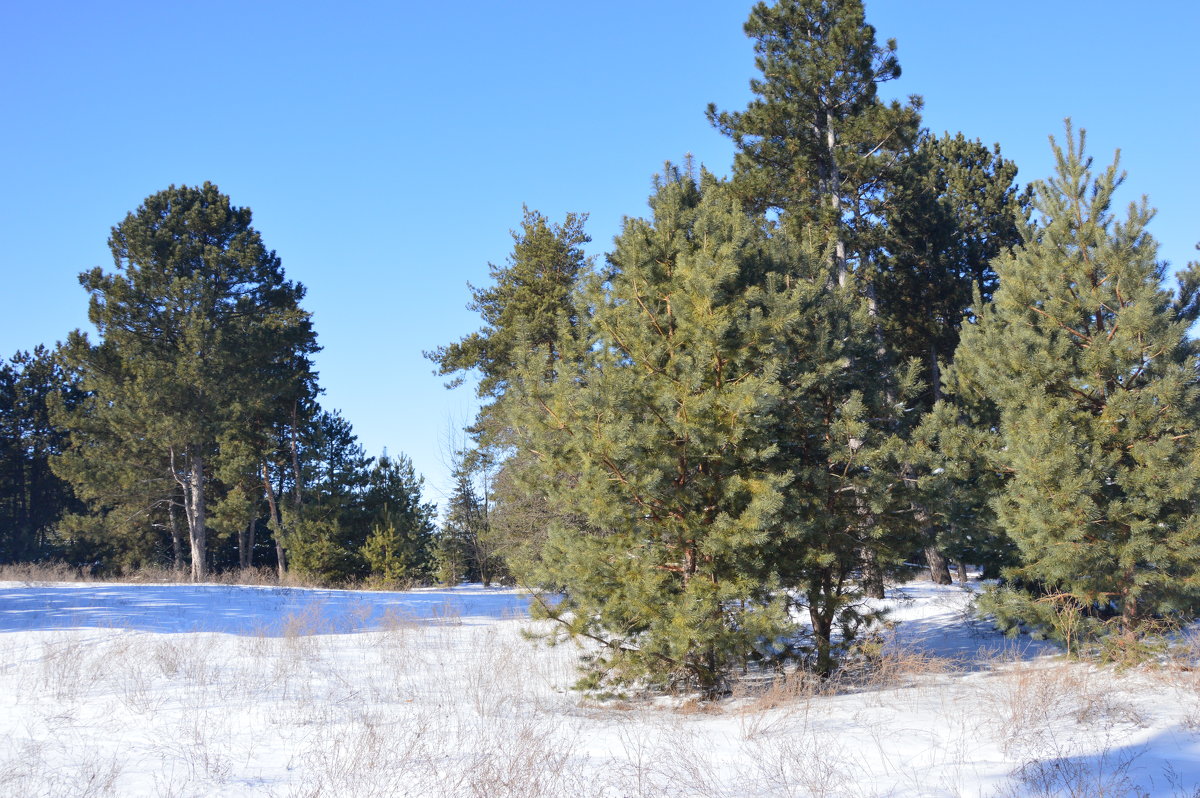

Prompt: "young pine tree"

[953,125,1200,633]
[434,456,492,586]
[362,453,437,583]
[427,208,592,583]
[513,167,797,695]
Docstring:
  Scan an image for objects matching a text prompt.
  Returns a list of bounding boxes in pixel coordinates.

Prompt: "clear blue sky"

[3,1,1196,508]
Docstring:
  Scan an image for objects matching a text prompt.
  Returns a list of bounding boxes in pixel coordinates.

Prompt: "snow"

[0,578,1197,797]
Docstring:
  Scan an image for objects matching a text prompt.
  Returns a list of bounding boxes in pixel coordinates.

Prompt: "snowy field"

[1,579,1198,797]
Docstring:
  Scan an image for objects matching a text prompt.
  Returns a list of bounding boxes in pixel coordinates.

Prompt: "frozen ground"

[0,578,1197,797]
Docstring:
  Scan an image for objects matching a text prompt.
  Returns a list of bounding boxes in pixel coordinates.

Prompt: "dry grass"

[0,561,420,591]
[1151,628,1200,732]
[977,658,1147,759]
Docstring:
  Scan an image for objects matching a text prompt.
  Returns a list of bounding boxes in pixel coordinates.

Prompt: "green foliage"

[427,207,590,403]
[428,206,594,587]
[512,167,801,694]
[361,454,437,583]
[284,418,437,585]
[762,233,919,673]
[285,519,364,585]
[53,183,317,580]
[434,453,498,585]
[878,132,1030,405]
[0,347,83,563]
[954,124,1200,631]
[976,585,1102,649]
[977,584,1174,665]
[708,0,920,272]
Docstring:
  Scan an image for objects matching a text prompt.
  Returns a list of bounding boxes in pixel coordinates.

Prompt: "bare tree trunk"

[825,114,847,288]
[247,517,256,569]
[955,559,968,585]
[289,402,303,511]
[168,489,185,574]
[239,517,256,570]
[925,544,952,585]
[187,451,207,582]
[262,462,287,578]
[861,545,885,599]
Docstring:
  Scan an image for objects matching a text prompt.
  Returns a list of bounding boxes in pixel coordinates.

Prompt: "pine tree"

[427,207,592,582]
[427,207,590,406]
[0,347,82,563]
[54,183,317,580]
[878,132,1029,406]
[362,453,437,583]
[952,124,1200,633]
[708,0,920,284]
[710,0,924,608]
[879,132,1030,582]
[284,409,375,583]
[761,230,917,673]
[434,456,491,585]
[511,167,798,694]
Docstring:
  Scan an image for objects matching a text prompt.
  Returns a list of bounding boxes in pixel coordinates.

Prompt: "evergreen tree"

[0,347,82,563]
[54,183,317,580]
[427,207,592,582]
[762,231,917,673]
[710,0,924,605]
[708,0,920,284]
[512,167,797,694]
[284,409,374,582]
[879,132,1030,582]
[434,455,491,585]
[362,453,437,583]
[878,132,1029,406]
[953,125,1200,632]
[427,207,590,406]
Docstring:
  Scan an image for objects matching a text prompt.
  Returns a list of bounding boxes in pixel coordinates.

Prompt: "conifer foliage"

[55,183,318,580]
[513,168,798,694]
[0,347,82,563]
[953,126,1200,631]
[708,0,920,281]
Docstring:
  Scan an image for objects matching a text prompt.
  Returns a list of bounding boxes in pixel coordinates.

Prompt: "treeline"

[0,184,444,584]
[428,0,1200,693]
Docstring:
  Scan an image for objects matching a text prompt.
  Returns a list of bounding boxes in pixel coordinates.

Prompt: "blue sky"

[3,1,1196,507]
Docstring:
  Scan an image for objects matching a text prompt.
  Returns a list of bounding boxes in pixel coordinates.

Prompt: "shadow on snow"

[0,582,532,636]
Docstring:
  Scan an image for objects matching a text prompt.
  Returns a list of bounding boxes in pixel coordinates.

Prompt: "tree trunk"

[914,503,952,585]
[262,463,287,578]
[168,491,184,574]
[955,559,968,585]
[187,451,207,582]
[825,113,847,288]
[289,403,303,511]
[925,544,952,585]
[861,546,885,599]
[239,517,256,570]
[810,604,835,678]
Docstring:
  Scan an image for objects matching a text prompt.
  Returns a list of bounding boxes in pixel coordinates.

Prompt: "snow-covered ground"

[0,579,1197,797]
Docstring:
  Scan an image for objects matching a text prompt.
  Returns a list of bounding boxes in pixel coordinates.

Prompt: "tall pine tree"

[55,183,317,580]
[708,0,920,284]
[953,125,1200,632]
